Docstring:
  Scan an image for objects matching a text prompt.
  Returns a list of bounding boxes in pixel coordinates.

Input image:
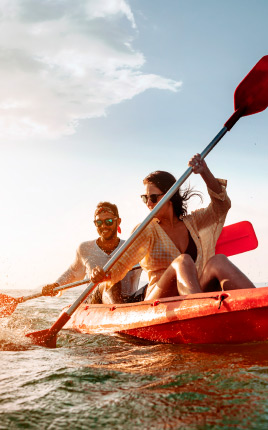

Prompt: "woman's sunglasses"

[140,193,164,204]
[94,218,117,227]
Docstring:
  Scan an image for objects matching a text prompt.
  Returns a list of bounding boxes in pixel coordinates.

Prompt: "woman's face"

[143,183,168,217]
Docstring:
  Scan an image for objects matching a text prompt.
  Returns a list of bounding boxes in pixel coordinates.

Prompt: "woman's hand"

[189,153,222,194]
[188,153,207,175]
[91,266,111,283]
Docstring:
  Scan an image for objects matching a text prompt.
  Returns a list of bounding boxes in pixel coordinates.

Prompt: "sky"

[0,0,267,291]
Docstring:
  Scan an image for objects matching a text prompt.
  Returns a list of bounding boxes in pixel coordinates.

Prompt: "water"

[1,288,268,429]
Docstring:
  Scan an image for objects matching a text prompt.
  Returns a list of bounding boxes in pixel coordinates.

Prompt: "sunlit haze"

[0,0,267,290]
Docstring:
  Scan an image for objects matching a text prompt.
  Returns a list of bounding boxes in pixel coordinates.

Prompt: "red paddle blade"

[0,294,19,318]
[26,329,57,349]
[26,311,70,348]
[234,56,268,117]
[215,221,258,257]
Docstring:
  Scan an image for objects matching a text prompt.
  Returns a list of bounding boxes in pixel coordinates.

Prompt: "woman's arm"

[188,154,231,232]
[188,153,222,194]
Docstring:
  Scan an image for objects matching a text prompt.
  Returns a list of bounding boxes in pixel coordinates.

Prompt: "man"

[42,201,142,304]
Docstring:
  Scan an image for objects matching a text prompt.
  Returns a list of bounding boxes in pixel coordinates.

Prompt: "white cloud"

[0,0,182,139]
[85,0,136,28]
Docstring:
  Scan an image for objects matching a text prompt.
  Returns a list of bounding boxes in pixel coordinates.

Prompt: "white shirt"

[56,239,142,299]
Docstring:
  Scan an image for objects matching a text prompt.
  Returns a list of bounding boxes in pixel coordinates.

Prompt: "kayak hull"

[64,286,268,344]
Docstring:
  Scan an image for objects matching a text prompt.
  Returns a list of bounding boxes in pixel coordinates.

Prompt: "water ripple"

[1,289,268,429]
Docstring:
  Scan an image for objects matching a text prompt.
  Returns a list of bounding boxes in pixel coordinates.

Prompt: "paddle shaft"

[24,127,228,310]
[20,283,89,302]
[64,115,242,320]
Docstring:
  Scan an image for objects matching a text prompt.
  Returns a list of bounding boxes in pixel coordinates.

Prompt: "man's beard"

[101,227,117,241]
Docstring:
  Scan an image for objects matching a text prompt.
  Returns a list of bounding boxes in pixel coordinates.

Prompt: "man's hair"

[94,201,119,218]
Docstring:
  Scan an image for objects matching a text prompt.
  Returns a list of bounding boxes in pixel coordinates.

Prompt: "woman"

[91,154,255,301]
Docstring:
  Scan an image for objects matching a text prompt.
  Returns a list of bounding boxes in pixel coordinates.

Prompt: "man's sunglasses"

[140,193,164,204]
[94,218,117,227]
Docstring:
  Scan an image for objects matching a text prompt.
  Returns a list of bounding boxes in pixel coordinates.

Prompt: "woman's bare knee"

[172,254,201,295]
[172,253,195,271]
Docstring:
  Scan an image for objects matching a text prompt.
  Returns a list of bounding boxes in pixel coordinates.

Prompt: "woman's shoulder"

[131,218,159,235]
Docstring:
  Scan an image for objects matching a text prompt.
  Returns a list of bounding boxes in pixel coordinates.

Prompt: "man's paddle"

[26,56,268,348]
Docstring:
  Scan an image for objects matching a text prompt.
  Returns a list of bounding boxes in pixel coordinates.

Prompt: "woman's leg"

[200,254,255,292]
[145,254,202,300]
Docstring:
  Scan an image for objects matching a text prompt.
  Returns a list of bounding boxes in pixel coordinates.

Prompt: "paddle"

[215,221,258,257]
[26,55,268,348]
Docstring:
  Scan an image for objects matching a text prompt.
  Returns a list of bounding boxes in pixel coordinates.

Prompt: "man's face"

[94,211,119,241]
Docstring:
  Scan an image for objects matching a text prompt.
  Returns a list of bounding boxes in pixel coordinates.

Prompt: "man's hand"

[42,282,59,296]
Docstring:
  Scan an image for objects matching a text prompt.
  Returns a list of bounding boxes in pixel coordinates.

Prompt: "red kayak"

[64,286,268,344]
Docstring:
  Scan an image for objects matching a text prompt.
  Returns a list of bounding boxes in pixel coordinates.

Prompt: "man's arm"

[42,245,86,296]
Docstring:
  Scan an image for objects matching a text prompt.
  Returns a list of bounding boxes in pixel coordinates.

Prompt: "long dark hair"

[143,171,202,218]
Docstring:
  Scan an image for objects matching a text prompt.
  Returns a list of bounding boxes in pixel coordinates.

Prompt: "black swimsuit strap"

[184,230,197,262]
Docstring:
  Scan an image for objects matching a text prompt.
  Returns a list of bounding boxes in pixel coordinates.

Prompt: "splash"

[0,309,36,351]
[0,326,32,351]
